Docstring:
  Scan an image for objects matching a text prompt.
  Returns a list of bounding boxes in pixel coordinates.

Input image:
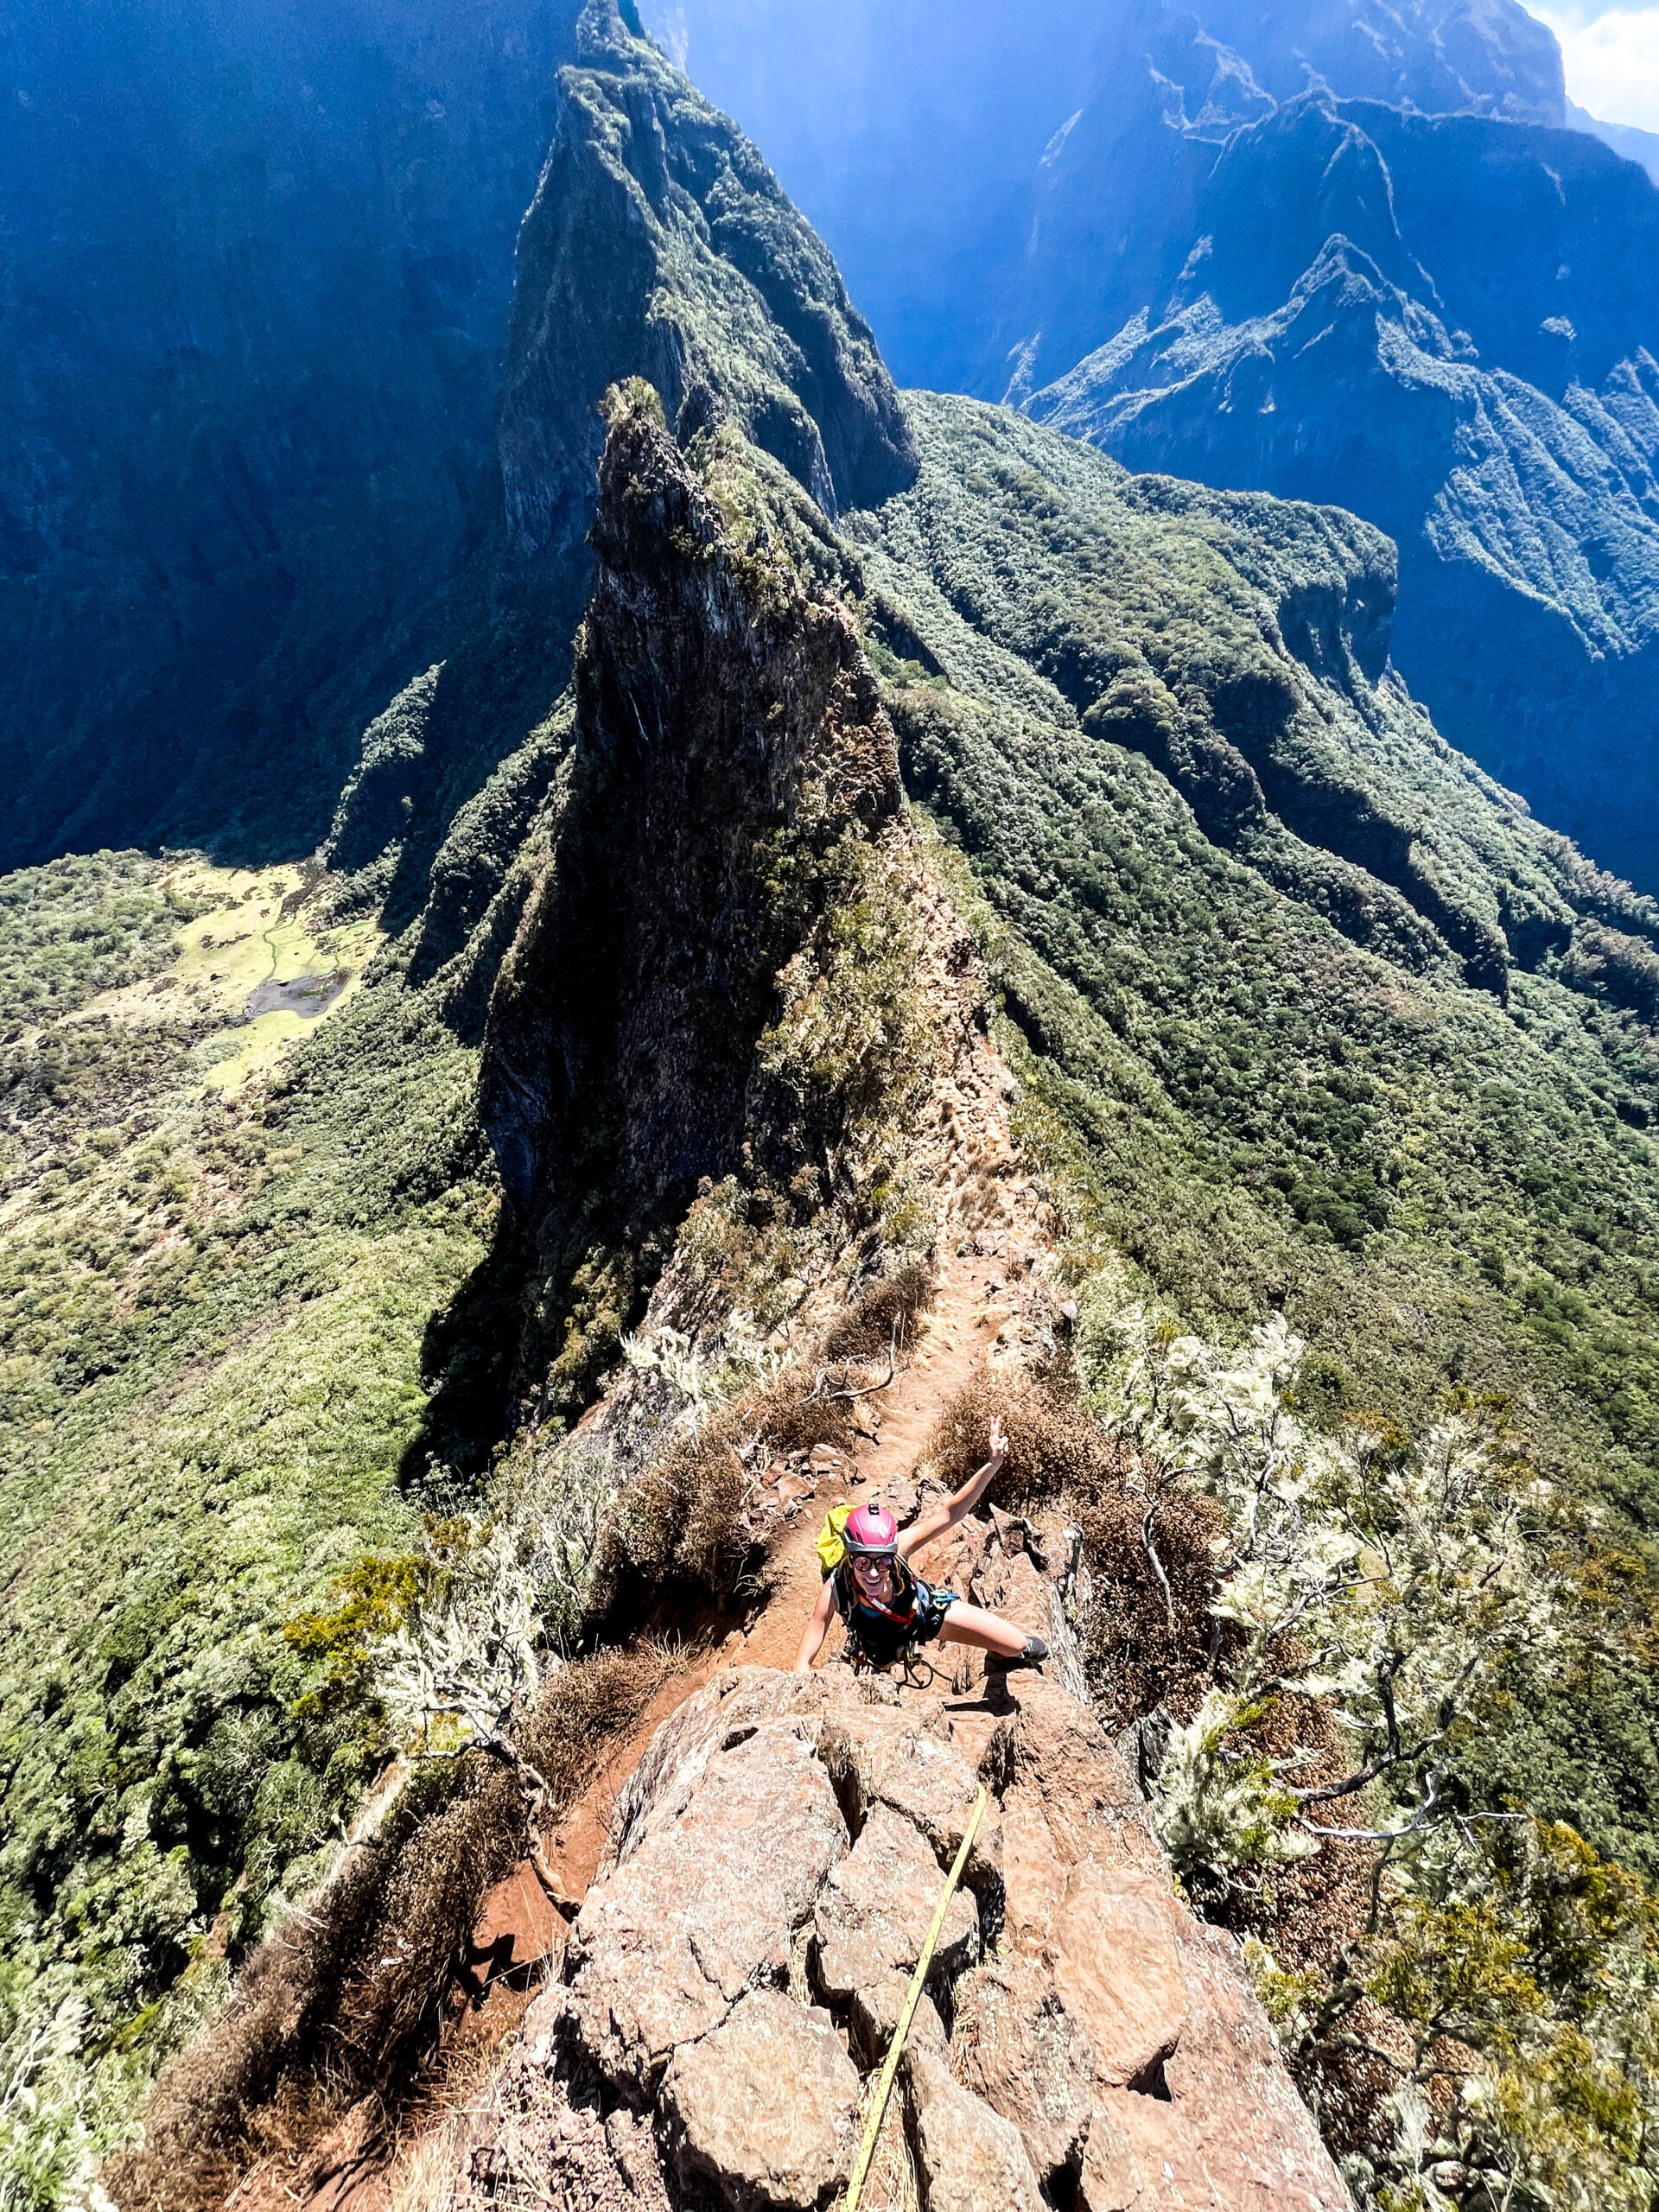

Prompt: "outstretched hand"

[988,1414,1007,1465]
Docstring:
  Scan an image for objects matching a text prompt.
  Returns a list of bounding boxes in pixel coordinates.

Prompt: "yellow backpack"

[816,1503,853,1579]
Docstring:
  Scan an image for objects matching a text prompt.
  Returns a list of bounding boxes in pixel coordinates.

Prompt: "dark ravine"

[0,0,582,874]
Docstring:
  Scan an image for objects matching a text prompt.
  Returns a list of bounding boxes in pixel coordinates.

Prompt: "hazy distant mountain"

[0,0,577,870]
[643,0,1659,889]
[1567,96,1659,184]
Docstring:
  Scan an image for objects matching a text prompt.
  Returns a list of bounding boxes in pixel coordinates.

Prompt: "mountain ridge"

[645,0,1659,893]
[2,11,1658,2211]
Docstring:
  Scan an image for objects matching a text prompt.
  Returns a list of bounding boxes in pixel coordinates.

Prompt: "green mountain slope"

[851,393,1659,1859]
[2,13,1656,2205]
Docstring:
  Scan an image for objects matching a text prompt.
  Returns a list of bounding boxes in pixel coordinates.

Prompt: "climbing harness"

[841,1782,989,2212]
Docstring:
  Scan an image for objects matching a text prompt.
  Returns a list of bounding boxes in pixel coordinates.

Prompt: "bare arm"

[897,1416,1008,1561]
[794,1575,840,1672]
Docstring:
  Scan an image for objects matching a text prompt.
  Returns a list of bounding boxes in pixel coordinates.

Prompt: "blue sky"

[1531,1,1659,129]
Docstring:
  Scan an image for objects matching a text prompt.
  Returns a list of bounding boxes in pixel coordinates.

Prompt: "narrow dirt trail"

[281,1020,1059,2212]
[535,1243,1010,1911]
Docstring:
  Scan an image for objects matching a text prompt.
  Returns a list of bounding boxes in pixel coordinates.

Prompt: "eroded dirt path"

[526,1234,1037,1929]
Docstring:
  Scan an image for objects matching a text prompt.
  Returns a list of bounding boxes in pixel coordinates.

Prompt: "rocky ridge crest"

[460,1650,1350,2212]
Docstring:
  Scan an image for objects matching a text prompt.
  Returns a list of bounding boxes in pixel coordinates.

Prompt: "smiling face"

[849,1549,897,1603]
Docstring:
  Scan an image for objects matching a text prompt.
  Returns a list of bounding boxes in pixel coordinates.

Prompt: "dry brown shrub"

[588,1382,857,1618]
[586,1281,937,1624]
[107,1646,683,2212]
[921,1370,1229,1731]
[518,1639,682,1811]
[820,1262,936,1363]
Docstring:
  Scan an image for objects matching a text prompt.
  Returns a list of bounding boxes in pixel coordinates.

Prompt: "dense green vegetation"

[854,395,1659,1877]
[0,857,503,2174]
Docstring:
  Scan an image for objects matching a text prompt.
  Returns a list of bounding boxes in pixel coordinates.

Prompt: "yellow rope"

[841,1783,988,2212]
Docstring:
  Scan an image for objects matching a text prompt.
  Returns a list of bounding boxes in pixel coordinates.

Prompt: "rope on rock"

[841,1781,988,2212]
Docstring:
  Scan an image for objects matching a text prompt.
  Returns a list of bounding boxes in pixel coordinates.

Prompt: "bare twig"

[795,1315,903,1407]
[1141,1500,1177,1631]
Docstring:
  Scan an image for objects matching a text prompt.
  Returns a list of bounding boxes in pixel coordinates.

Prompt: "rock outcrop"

[479,383,906,1236]
[499,0,915,569]
[458,1663,1351,2212]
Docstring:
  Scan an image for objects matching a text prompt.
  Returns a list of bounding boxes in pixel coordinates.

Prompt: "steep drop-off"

[0,0,580,872]
[5,16,1659,2209]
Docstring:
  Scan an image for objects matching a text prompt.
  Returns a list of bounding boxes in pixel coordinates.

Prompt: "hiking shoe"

[988,1635,1048,1672]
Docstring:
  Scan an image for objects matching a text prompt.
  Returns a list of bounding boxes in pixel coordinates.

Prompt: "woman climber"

[793,1415,1049,1675]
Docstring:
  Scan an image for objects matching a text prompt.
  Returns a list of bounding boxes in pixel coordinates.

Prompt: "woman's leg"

[936,1600,1028,1658]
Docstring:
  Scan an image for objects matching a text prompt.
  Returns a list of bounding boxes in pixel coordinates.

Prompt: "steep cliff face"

[9,20,1659,2208]
[499,2,915,568]
[0,0,580,872]
[480,385,904,1241]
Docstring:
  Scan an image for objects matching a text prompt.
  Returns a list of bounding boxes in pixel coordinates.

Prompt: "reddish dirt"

[247,1033,1057,2212]
[474,1236,1025,1981]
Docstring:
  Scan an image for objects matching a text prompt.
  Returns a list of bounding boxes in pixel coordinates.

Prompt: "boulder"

[1156,1911,1351,2207]
[562,1716,847,2095]
[899,2047,1046,2212]
[948,1951,1095,2186]
[814,1802,979,2004]
[993,1677,1162,1958]
[1079,2082,1351,2212]
[659,1988,860,2212]
[849,1972,947,2066]
[1047,1866,1186,2089]
[819,1713,1002,1891]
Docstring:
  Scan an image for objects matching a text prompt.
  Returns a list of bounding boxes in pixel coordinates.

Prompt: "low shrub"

[105,1642,683,2212]
[820,1262,935,1363]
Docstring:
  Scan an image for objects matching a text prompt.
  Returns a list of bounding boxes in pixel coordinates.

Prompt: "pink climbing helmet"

[842,1503,899,1557]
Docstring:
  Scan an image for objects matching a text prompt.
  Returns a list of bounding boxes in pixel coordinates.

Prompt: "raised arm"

[794,1573,840,1672]
[897,1416,1008,1561]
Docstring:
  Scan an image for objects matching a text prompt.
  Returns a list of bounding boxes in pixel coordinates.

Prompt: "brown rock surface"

[900,2047,1046,2212]
[456,1665,1350,2212]
[562,1714,847,2095]
[1080,2079,1351,2212]
[849,1972,947,2065]
[949,1950,1096,2186]
[659,1987,860,2212]
[819,1711,1002,1891]
[1048,1866,1186,2089]
[814,1802,979,2002]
